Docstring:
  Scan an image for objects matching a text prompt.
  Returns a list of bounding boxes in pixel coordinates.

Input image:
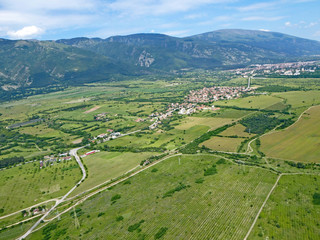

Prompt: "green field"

[220,123,255,138]
[201,136,244,152]
[175,117,234,130]
[249,174,320,240]
[29,155,278,240]
[0,160,81,215]
[71,151,156,196]
[260,105,320,162]
[215,95,282,109]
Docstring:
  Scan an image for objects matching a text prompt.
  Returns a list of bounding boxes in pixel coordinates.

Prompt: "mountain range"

[1,29,320,96]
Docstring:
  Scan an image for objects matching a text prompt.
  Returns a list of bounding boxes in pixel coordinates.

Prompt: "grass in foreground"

[29,155,277,240]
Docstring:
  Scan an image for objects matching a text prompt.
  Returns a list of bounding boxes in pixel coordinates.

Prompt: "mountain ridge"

[1,29,320,100]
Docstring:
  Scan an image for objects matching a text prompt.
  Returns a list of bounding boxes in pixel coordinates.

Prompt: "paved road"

[18,147,86,240]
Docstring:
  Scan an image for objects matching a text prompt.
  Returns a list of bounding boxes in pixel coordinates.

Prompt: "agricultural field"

[71,151,156,196]
[260,105,320,162]
[248,174,320,240]
[175,117,234,130]
[214,95,282,109]
[29,155,278,240]
[220,123,255,138]
[201,136,244,152]
[0,160,81,215]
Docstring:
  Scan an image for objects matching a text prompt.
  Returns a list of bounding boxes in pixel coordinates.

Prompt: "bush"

[154,227,168,239]
[111,194,121,202]
[312,193,320,205]
[116,216,124,222]
[128,220,145,232]
[204,164,217,176]
[195,178,204,184]
[151,168,158,173]
[98,212,105,217]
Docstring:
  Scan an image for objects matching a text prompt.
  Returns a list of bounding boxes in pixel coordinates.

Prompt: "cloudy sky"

[0,0,319,40]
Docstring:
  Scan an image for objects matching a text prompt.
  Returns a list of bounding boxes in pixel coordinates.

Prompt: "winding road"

[18,147,86,240]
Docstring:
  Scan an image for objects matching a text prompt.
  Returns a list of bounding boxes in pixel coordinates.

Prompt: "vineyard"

[29,155,278,240]
[248,174,320,240]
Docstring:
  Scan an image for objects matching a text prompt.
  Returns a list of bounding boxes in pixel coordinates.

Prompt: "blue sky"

[0,0,319,41]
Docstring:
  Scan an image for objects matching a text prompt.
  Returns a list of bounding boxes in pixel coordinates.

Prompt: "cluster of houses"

[94,112,109,121]
[93,129,121,143]
[233,61,319,77]
[40,153,72,168]
[186,86,250,103]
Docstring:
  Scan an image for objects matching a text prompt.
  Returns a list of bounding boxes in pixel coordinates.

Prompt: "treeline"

[99,145,165,153]
[0,156,25,169]
[257,85,301,92]
[0,85,65,102]
[181,123,236,154]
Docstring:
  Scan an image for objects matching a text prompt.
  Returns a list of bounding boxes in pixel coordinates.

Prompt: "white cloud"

[108,0,235,16]
[285,21,292,26]
[7,25,43,38]
[237,2,277,12]
[242,16,284,21]
[259,29,271,32]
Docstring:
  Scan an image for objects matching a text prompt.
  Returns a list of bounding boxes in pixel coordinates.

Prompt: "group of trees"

[181,123,236,154]
[240,113,281,134]
[0,156,24,169]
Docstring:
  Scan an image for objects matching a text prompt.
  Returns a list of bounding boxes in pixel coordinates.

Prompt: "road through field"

[18,147,86,240]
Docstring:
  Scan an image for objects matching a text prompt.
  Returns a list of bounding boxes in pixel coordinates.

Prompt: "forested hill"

[1,29,320,100]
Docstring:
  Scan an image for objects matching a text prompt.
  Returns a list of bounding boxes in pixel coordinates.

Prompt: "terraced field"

[29,155,278,240]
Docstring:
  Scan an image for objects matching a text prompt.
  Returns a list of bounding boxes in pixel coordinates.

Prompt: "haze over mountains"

[1,29,320,94]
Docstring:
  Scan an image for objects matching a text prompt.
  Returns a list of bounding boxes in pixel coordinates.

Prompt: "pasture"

[30,155,277,240]
[260,105,320,162]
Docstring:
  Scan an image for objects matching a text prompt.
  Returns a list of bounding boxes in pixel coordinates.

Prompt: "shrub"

[195,178,204,184]
[116,216,124,222]
[154,227,168,239]
[204,164,217,176]
[111,194,121,202]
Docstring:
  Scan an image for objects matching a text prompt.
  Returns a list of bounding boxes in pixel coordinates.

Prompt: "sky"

[0,0,319,41]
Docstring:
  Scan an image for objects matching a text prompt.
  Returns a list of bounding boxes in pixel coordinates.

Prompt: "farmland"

[248,174,320,240]
[260,105,320,162]
[29,155,278,240]
[0,159,81,215]
[71,151,156,196]
[0,73,320,240]
[201,136,244,152]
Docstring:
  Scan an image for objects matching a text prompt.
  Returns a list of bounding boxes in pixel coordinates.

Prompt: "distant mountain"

[57,29,320,72]
[1,29,320,99]
[0,39,131,91]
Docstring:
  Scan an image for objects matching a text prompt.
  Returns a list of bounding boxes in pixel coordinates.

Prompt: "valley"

[0,72,319,240]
